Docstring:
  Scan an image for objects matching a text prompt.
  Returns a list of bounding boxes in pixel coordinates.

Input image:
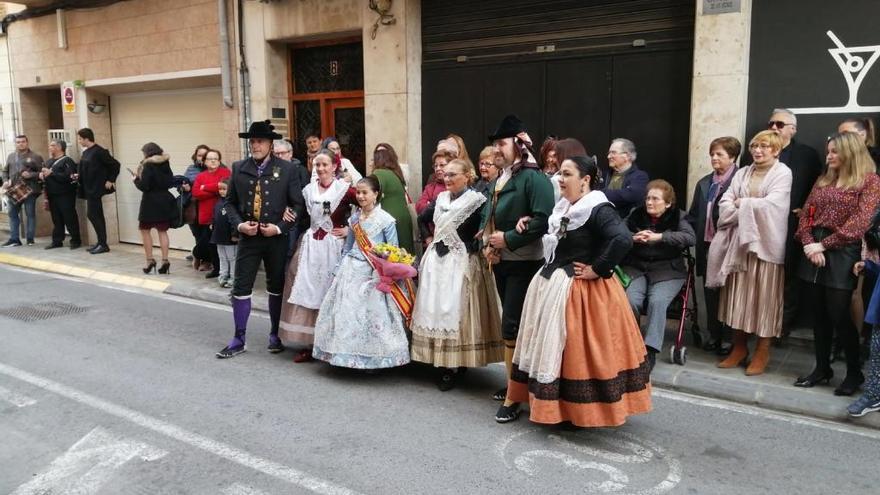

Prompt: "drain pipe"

[218,0,233,108]
[236,0,251,158]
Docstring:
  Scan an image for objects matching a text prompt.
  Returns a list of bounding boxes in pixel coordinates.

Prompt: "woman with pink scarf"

[686,137,741,356]
[706,131,792,376]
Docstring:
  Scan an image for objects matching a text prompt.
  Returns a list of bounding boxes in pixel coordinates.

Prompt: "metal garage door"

[111,88,225,250]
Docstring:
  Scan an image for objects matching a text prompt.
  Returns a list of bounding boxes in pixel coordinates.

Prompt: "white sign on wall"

[791,31,880,114]
[702,0,740,15]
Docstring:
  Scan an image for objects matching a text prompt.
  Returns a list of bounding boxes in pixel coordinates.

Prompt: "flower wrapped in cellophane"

[370,243,417,293]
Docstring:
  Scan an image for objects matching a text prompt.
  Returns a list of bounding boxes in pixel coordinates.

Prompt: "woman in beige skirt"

[410,158,504,390]
[706,130,792,376]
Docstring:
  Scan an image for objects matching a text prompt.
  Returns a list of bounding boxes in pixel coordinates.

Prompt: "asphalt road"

[0,265,878,495]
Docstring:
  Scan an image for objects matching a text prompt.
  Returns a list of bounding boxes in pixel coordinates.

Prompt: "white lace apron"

[515,190,610,383]
[289,179,350,309]
[411,189,487,339]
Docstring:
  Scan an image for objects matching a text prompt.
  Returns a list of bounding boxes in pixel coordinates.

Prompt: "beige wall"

[248,0,423,196]
[7,0,221,87]
[686,0,752,201]
[2,0,242,244]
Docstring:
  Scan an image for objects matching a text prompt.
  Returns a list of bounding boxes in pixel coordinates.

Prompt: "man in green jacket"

[481,115,554,423]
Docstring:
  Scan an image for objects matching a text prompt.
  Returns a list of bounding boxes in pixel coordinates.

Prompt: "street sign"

[702,0,740,15]
[61,82,75,113]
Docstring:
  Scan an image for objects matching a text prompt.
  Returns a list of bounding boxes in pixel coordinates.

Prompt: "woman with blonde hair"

[411,158,504,390]
[706,130,792,376]
[794,132,880,395]
[473,146,499,194]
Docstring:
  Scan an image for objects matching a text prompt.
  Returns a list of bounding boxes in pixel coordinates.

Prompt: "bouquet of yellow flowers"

[369,243,417,293]
[372,243,416,266]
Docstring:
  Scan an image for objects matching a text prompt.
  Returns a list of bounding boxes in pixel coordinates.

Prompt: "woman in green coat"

[372,143,416,253]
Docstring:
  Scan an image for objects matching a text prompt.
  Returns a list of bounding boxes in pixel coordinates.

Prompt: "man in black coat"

[75,128,120,254]
[766,109,823,336]
[41,140,81,249]
[216,121,306,359]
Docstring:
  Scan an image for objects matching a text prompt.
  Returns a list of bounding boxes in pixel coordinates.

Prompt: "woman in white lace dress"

[279,150,356,362]
[411,159,504,390]
[312,176,411,369]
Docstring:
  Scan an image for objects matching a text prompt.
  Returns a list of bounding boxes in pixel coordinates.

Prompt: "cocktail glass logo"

[790,31,880,114]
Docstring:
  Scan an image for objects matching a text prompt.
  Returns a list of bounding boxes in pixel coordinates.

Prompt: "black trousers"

[194,224,218,269]
[782,240,802,333]
[48,194,81,245]
[702,284,729,342]
[807,281,861,374]
[232,234,288,298]
[86,197,107,245]
[493,259,544,341]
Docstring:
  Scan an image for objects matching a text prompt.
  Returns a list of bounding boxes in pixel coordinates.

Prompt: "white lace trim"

[542,190,609,264]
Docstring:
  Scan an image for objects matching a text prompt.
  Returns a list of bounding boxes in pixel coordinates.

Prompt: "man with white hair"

[273,139,309,262]
[765,108,822,338]
[603,138,649,218]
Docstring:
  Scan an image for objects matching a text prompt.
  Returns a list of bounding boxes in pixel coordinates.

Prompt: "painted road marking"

[11,426,167,495]
[496,427,682,494]
[0,384,36,407]
[0,362,361,495]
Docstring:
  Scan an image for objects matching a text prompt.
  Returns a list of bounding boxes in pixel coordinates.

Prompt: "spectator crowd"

[3,108,880,426]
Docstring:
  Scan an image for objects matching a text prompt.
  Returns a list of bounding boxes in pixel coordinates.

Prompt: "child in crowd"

[211,179,237,288]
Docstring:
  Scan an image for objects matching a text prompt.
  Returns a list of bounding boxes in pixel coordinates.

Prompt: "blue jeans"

[7,195,37,242]
[626,276,684,352]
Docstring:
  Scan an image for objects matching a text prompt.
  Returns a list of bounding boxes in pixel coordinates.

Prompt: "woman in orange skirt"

[503,155,652,426]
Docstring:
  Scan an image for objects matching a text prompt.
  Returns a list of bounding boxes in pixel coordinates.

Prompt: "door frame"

[287,37,365,140]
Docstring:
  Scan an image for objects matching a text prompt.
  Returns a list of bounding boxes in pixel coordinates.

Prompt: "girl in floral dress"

[312,176,411,369]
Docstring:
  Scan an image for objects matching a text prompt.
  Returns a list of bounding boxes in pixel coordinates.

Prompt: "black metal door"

[611,49,693,194]
[421,0,695,197]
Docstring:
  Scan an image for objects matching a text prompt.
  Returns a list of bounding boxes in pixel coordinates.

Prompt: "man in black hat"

[216,120,306,359]
[480,114,554,423]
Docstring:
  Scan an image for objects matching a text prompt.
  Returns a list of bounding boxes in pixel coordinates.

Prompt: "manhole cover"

[0,302,89,322]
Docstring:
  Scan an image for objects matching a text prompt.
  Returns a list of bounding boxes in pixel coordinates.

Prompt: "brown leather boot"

[718,330,748,368]
[745,337,771,376]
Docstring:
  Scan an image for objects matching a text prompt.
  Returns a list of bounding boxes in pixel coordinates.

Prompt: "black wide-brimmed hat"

[488,114,527,142]
[238,120,282,140]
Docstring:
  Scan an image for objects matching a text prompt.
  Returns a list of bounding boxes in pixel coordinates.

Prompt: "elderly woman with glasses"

[706,130,792,376]
[621,179,696,372]
[474,146,500,195]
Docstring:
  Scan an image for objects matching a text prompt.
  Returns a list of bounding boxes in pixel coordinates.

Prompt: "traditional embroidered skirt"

[718,252,784,338]
[312,254,410,369]
[508,274,652,427]
[279,237,316,346]
[410,253,504,367]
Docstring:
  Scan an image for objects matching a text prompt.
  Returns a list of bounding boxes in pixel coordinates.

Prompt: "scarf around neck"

[542,190,609,264]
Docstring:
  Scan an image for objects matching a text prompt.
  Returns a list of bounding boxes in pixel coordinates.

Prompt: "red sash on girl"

[352,222,416,323]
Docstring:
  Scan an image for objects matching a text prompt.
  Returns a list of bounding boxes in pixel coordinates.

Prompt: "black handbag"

[170,193,188,229]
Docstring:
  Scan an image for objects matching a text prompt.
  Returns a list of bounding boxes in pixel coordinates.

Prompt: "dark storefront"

[746,1,880,158]
[421,0,696,196]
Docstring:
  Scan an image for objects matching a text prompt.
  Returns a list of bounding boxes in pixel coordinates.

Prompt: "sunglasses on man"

[767,121,794,130]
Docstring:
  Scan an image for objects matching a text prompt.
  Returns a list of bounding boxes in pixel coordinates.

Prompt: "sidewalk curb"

[0,252,171,293]
[0,252,269,312]
[3,252,879,430]
[652,363,880,431]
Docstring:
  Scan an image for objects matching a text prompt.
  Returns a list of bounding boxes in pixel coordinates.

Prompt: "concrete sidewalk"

[0,235,878,431]
[0,237,269,311]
